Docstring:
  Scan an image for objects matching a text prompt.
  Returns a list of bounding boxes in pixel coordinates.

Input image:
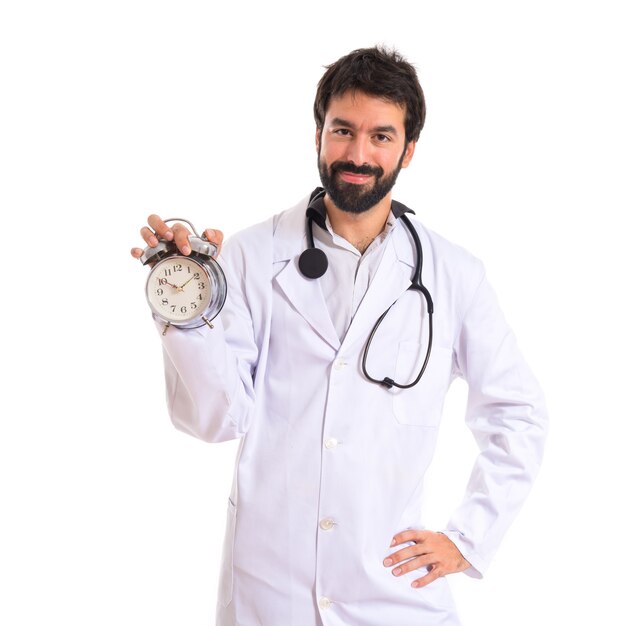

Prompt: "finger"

[383,544,425,567]
[204,228,224,257]
[140,226,159,247]
[171,222,192,255]
[391,529,430,547]
[147,214,174,241]
[387,554,433,577]
[130,247,144,258]
[204,228,224,245]
[411,566,442,589]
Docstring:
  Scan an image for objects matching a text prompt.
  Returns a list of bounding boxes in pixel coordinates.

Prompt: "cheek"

[384,154,400,170]
[318,142,341,165]
[376,154,402,176]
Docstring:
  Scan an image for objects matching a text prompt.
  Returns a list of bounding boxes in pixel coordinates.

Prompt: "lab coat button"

[318,596,332,610]
[319,518,335,531]
[324,437,338,449]
[333,358,346,370]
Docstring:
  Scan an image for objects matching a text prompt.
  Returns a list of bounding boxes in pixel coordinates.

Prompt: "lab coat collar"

[273,195,309,263]
[273,195,341,349]
[305,187,416,232]
[273,192,417,352]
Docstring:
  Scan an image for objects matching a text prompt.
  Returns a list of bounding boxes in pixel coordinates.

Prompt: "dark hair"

[313,46,426,143]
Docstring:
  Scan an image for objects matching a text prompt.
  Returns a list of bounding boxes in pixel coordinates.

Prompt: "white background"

[1,1,624,624]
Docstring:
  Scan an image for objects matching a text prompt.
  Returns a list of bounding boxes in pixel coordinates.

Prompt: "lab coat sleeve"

[156,221,272,443]
[444,267,548,578]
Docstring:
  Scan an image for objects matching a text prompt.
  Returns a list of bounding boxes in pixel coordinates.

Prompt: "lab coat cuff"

[440,530,486,579]
[151,312,225,336]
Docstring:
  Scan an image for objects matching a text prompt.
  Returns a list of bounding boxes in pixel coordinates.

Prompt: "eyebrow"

[329,117,399,136]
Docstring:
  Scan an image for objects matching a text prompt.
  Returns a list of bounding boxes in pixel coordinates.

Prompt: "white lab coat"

[158,195,547,626]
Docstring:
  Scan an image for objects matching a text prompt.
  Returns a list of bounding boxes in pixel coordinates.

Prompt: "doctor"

[132,46,547,625]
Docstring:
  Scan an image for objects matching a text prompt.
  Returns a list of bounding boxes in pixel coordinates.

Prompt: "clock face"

[146,256,211,323]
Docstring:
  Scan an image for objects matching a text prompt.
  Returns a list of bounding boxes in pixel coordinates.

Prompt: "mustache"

[330,161,384,178]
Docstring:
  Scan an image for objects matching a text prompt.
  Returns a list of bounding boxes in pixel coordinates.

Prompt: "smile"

[339,171,373,185]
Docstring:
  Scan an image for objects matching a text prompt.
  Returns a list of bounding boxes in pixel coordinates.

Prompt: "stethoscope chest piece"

[298,247,328,279]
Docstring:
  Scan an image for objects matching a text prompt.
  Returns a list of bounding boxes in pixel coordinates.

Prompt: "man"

[132,46,547,626]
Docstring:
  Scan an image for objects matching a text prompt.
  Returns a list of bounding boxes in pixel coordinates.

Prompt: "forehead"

[324,91,406,133]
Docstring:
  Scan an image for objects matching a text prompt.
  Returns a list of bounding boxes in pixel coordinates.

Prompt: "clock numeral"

[156,288,163,296]
[198,282,206,290]
[194,272,200,279]
[161,298,169,306]
[198,293,203,301]
[158,278,168,285]
[170,305,176,313]
[181,306,187,314]
[164,269,172,277]
[173,264,182,272]
[190,302,197,310]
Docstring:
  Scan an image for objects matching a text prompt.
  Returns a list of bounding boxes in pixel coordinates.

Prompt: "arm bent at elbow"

[159,318,257,443]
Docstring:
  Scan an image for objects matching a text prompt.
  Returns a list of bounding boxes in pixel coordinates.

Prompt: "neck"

[324,195,392,254]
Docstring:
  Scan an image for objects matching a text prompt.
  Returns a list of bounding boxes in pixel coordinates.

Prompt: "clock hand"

[162,279,180,290]
[179,275,195,290]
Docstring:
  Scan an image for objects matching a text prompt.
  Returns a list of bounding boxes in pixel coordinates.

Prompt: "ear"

[315,127,321,152]
[401,140,416,168]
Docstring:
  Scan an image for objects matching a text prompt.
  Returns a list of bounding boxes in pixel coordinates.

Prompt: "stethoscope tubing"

[361,214,434,389]
[300,193,434,390]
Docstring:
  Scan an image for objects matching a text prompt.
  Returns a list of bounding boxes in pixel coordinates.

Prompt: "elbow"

[167,380,248,443]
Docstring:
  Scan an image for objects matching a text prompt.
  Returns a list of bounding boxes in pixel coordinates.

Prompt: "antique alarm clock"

[139,218,227,334]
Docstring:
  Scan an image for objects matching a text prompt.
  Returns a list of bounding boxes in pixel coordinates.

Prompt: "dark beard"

[317,150,405,214]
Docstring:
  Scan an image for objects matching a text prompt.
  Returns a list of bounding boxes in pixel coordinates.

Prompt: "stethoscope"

[298,188,434,390]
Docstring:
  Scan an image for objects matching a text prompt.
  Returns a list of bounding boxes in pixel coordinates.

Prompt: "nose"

[344,134,370,166]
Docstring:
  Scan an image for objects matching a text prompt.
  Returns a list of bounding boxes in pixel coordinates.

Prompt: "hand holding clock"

[130,214,224,260]
[132,214,228,330]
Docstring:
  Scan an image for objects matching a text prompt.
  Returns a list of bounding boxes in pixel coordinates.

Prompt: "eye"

[333,128,352,137]
[374,134,391,143]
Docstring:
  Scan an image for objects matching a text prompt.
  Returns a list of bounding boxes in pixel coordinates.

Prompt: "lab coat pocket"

[217,498,237,607]
[392,343,453,427]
